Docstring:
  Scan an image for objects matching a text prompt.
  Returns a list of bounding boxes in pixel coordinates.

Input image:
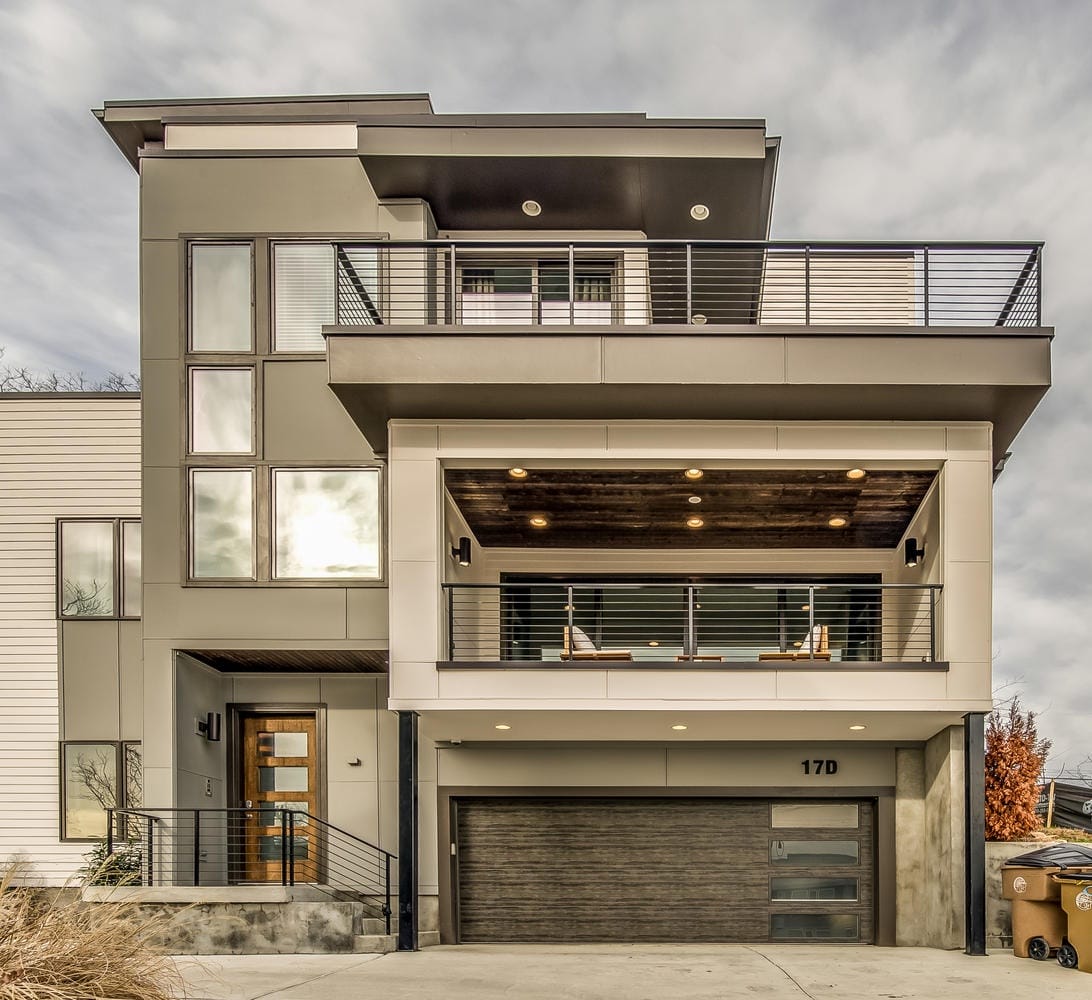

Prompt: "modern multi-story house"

[12,92,1052,951]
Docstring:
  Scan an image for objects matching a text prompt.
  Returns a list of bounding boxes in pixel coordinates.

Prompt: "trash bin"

[1001,844,1092,961]
[1053,873,1092,971]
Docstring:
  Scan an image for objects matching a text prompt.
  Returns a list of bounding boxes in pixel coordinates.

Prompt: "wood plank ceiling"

[182,648,388,673]
[444,468,936,549]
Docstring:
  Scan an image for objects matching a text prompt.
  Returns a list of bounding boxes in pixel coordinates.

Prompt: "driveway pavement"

[173,944,1090,999]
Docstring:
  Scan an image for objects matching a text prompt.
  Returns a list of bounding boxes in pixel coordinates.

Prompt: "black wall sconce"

[451,536,472,567]
[196,712,222,742]
[904,537,926,568]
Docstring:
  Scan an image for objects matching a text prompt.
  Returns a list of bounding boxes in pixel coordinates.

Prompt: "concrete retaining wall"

[986,840,1058,951]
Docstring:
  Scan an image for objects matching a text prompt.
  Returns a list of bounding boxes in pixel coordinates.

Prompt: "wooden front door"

[241,713,319,883]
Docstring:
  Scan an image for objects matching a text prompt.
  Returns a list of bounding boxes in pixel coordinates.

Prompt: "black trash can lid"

[1003,843,1092,869]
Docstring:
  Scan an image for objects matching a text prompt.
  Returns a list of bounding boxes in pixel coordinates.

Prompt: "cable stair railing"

[105,807,396,934]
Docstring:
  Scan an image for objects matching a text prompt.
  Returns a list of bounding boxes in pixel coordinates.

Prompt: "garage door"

[455,797,873,943]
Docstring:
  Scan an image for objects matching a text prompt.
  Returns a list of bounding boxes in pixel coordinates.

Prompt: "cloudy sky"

[1,0,1089,771]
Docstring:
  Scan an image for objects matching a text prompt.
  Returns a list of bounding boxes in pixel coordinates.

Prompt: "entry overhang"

[326,325,1052,462]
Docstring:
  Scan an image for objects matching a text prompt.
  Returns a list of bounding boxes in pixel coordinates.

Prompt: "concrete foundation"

[986,839,1058,952]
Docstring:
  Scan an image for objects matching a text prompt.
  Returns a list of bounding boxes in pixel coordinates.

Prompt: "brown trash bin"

[1002,866,1069,959]
[1053,873,1092,972]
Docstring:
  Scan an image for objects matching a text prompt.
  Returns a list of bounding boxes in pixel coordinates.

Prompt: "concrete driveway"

[173,944,1090,999]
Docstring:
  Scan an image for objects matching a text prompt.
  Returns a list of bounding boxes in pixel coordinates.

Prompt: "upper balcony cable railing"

[443,581,942,665]
[328,240,1043,330]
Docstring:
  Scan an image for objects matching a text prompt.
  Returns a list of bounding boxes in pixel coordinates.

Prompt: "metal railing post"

[929,587,938,663]
[288,810,295,887]
[567,586,575,653]
[1036,246,1043,327]
[922,246,930,327]
[568,244,575,325]
[448,245,457,325]
[193,810,201,887]
[385,854,392,935]
[808,586,816,659]
[686,585,696,658]
[804,245,811,325]
[447,586,454,660]
[280,809,288,887]
[146,819,153,887]
[685,243,693,323]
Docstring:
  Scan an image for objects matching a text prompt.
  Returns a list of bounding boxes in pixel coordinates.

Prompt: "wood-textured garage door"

[455,797,873,943]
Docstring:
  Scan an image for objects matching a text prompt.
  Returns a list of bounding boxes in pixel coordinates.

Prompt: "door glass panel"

[258,802,310,826]
[257,732,309,758]
[771,803,859,829]
[770,913,859,940]
[769,840,860,865]
[258,766,309,792]
[770,877,859,901]
[258,834,310,861]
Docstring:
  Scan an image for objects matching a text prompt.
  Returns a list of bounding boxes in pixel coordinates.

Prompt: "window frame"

[56,518,141,621]
[188,466,258,582]
[188,241,256,354]
[271,466,384,582]
[187,365,257,456]
[59,740,142,843]
[456,252,621,325]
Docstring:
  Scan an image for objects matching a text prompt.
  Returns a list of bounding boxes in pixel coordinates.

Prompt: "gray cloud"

[2,0,1089,769]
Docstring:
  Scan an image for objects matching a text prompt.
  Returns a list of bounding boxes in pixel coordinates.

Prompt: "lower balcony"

[442,580,943,669]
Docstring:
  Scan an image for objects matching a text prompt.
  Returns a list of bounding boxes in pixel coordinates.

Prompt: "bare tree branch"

[0,346,138,392]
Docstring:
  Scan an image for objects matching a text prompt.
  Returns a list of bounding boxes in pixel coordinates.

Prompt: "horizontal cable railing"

[104,807,396,933]
[330,240,1042,329]
[444,581,941,664]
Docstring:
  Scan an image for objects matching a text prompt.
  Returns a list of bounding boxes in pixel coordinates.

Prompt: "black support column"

[963,712,986,955]
[397,710,419,952]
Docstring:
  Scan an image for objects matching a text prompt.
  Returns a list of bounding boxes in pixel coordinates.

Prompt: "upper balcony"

[325,239,1051,459]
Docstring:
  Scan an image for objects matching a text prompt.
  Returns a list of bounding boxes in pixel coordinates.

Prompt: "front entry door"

[241,713,319,883]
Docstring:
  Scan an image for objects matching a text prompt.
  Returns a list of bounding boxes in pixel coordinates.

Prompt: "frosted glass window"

[60,521,115,617]
[189,368,254,454]
[274,243,335,351]
[190,469,254,579]
[273,468,381,579]
[770,877,858,901]
[770,840,860,866]
[770,914,859,940]
[771,803,859,829]
[257,732,309,758]
[190,244,253,352]
[258,766,309,792]
[121,521,142,618]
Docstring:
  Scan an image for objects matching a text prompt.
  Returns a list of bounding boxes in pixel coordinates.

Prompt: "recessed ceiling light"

[529,515,549,528]
[793,640,803,648]
[648,640,660,647]
[690,204,710,221]
[508,467,529,479]
[801,604,811,611]
[684,468,704,480]
[691,313,707,325]
[521,200,542,217]
[849,724,867,731]
[846,468,867,481]
[671,724,688,731]
[688,495,702,504]
[494,723,511,731]
[828,515,849,528]
[686,516,705,528]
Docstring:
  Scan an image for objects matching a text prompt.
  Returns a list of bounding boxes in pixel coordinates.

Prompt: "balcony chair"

[758,624,832,662]
[561,625,633,661]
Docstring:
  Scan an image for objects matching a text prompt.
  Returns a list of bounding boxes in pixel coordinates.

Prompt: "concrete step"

[353,934,397,954]
[360,918,391,935]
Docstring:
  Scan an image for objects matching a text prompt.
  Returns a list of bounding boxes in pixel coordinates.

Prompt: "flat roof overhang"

[410,708,983,744]
[326,325,1052,463]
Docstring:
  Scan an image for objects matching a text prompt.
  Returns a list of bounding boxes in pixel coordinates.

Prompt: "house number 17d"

[801,759,838,775]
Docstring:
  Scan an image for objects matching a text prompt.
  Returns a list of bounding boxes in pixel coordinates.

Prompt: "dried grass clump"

[0,866,184,1000]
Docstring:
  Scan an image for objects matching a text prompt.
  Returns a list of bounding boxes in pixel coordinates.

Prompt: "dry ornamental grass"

[0,866,184,1000]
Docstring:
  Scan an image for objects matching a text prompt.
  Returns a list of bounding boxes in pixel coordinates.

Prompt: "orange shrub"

[985,698,1051,841]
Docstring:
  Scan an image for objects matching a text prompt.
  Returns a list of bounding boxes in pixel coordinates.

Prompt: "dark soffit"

[444,468,937,549]
[182,648,388,674]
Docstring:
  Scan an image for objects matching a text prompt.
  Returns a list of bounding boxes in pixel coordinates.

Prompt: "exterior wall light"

[904,537,926,567]
[451,536,472,567]
[196,712,222,742]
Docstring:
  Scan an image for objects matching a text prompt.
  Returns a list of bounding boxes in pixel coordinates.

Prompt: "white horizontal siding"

[0,396,140,885]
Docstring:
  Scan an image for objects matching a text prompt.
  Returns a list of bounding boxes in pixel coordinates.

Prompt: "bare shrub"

[0,865,184,1000]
